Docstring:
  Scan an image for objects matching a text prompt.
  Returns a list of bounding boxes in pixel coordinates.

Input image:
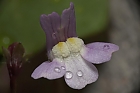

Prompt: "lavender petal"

[40,13,61,58]
[64,55,98,89]
[61,2,77,38]
[80,42,119,64]
[31,58,66,80]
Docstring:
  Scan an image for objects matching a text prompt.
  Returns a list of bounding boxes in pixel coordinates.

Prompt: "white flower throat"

[52,37,84,58]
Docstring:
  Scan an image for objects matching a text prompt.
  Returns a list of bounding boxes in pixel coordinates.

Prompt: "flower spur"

[31,2,119,89]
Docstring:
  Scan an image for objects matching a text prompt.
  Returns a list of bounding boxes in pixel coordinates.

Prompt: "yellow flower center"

[52,37,84,58]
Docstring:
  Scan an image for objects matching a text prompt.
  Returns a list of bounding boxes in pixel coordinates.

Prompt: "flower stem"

[10,77,17,93]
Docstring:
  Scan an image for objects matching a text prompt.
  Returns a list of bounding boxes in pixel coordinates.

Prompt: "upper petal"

[81,42,119,64]
[64,55,98,89]
[40,13,61,59]
[61,2,77,38]
[31,58,66,80]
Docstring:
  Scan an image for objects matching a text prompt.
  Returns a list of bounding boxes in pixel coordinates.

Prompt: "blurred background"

[0,0,140,93]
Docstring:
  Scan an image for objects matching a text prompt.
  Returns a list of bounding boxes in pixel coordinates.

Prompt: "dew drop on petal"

[54,67,61,73]
[52,33,56,39]
[103,45,110,50]
[65,71,73,79]
[77,70,83,77]
[61,66,66,70]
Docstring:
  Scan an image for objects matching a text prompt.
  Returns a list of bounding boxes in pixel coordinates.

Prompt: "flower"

[31,2,119,89]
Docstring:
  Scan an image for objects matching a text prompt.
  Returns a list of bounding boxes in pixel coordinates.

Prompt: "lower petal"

[64,55,98,89]
[81,43,119,64]
[31,58,66,80]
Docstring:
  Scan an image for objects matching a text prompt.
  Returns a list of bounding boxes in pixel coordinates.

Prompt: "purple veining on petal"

[40,14,58,59]
[80,42,119,64]
[40,3,77,59]
[31,59,66,80]
[48,12,62,41]
[61,2,77,38]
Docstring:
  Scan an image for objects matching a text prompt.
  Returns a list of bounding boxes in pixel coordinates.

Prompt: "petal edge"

[81,43,119,64]
[31,59,66,80]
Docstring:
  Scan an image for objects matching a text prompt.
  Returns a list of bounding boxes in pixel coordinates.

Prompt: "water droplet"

[77,70,83,77]
[54,67,61,73]
[52,33,56,39]
[103,45,110,50]
[61,66,65,70]
[65,71,73,79]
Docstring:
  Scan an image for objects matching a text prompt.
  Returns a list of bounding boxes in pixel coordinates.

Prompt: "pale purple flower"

[31,2,119,89]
